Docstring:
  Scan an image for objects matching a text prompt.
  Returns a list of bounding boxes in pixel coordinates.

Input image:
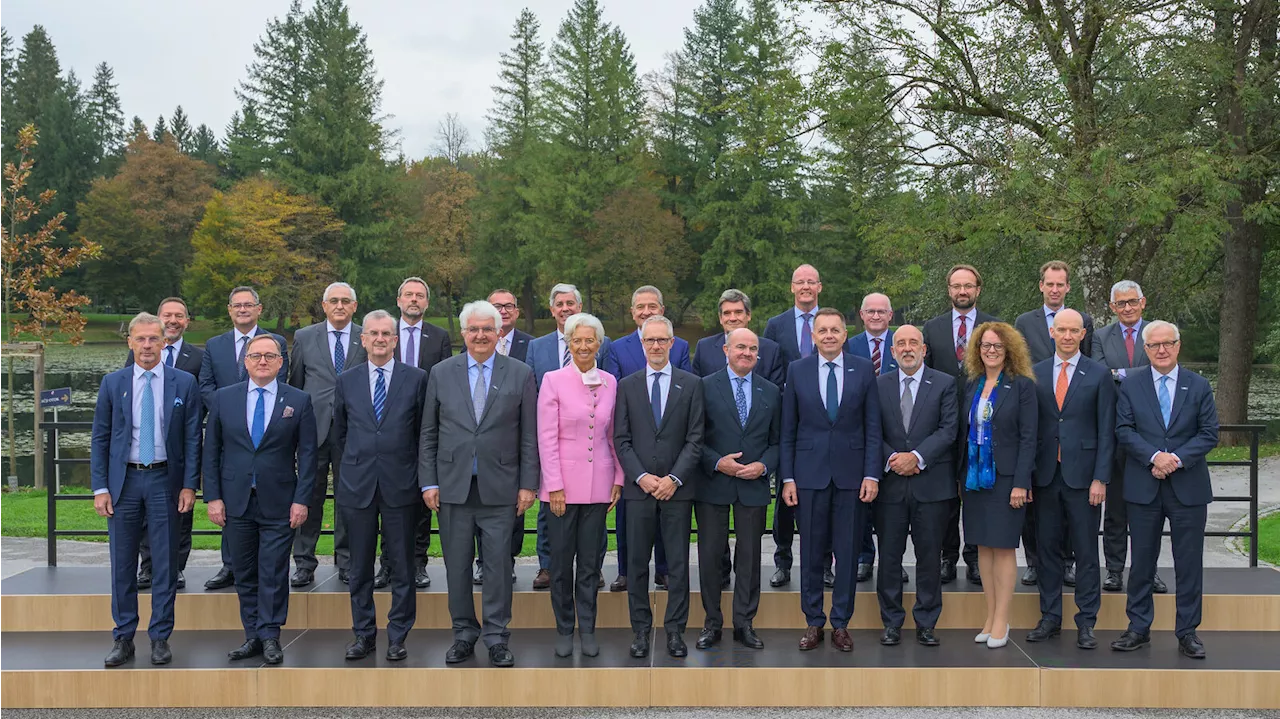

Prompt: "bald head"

[724,327,761,378]
[1050,308,1086,358]
[790,264,821,311]
[891,324,925,373]
[859,292,892,333]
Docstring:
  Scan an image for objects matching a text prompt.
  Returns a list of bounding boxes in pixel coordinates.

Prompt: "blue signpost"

[40,389,72,489]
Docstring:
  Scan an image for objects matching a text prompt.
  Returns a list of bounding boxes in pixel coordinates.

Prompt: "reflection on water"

[0,345,1277,486]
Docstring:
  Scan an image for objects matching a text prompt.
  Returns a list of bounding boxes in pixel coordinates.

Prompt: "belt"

[127,461,168,470]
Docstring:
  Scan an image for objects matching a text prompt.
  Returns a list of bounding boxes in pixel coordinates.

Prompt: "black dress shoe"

[1103,570,1124,592]
[416,564,431,588]
[473,563,484,585]
[770,568,790,587]
[104,639,134,667]
[345,636,376,660]
[386,642,408,661]
[630,631,650,658]
[1178,633,1206,659]
[445,640,475,664]
[151,638,172,665]
[880,626,901,646]
[1026,619,1061,642]
[1077,626,1097,650]
[857,563,872,582]
[1063,563,1076,587]
[667,632,688,658]
[610,575,627,592]
[373,566,391,589]
[262,638,283,665]
[916,627,940,646]
[1020,567,1038,586]
[696,629,721,649]
[940,559,957,584]
[966,563,982,586]
[1110,630,1151,652]
[137,568,152,590]
[176,571,186,589]
[228,638,263,660]
[823,567,836,588]
[1153,572,1168,594]
[338,568,349,584]
[204,567,234,590]
[734,626,764,649]
[655,573,669,590]
[489,643,515,667]
[290,568,314,588]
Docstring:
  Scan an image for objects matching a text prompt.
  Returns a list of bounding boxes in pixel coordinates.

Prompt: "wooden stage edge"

[4,666,1280,709]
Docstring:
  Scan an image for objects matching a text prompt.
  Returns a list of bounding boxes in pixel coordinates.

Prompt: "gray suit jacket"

[288,321,366,443]
[419,352,540,505]
[1092,320,1151,372]
[1014,307,1094,364]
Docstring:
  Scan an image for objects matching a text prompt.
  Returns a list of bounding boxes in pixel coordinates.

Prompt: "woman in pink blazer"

[537,312,624,659]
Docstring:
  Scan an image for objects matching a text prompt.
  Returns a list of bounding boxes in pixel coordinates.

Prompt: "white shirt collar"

[234,326,259,343]
[369,357,395,373]
[166,338,184,355]
[818,353,844,369]
[952,308,975,322]
[1054,351,1081,369]
[646,362,671,379]
[326,320,349,335]
[899,364,924,382]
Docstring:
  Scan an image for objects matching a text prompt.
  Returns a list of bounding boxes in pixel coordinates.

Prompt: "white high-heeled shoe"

[987,624,1010,649]
[974,630,991,643]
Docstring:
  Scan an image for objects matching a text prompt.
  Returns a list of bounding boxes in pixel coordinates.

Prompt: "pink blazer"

[537,365,624,504]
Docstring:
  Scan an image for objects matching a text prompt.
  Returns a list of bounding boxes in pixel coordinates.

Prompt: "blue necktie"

[237,336,249,381]
[139,371,156,465]
[1158,375,1172,428]
[825,361,839,423]
[800,313,813,357]
[333,331,346,374]
[165,346,175,368]
[651,372,663,427]
[734,376,749,428]
[251,387,266,449]
[374,367,387,423]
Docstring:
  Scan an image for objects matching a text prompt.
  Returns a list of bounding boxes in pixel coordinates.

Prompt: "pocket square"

[282,406,295,418]
[173,397,184,407]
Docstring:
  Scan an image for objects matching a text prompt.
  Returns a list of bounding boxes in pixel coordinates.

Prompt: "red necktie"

[955,315,967,362]
[1124,327,1135,366]
[872,337,882,374]
[1056,361,1069,461]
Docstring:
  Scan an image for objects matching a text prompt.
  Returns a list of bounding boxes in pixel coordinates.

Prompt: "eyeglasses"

[364,330,395,338]
[464,326,497,335]
[861,309,890,316]
[642,337,673,347]
[1112,298,1143,309]
[792,280,820,286]
[325,297,355,306]
[246,353,281,362]
[949,283,978,292]
[492,303,517,312]
[978,342,1004,352]
[229,303,259,310]
[1145,340,1179,351]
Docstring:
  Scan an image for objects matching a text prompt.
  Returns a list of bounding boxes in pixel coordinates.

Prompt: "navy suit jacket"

[779,352,883,491]
[763,309,809,369]
[877,367,958,503]
[526,331,615,389]
[697,370,781,507]
[126,342,203,379]
[1015,307,1095,363]
[332,361,428,509]
[922,310,999,379]
[1032,355,1116,489]
[504,328,534,362]
[958,374,1038,490]
[845,330,898,375]
[1115,366,1219,506]
[202,382,317,520]
[690,332,785,388]
[199,328,289,406]
[91,365,202,504]
[604,330,691,380]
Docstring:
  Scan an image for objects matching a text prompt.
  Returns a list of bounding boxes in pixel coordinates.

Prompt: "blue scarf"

[965,373,1003,491]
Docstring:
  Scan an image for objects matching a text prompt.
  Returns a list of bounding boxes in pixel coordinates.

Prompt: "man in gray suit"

[1092,279,1166,595]
[420,300,539,668]
[288,282,367,587]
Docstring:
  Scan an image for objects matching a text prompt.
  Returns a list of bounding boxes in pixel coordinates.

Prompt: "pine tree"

[224,101,271,179]
[237,0,307,163]
[5,25,63,153]
[1,28,16,145]
[129,116,148,141]
[169,105,193,154]
[85,62,125,166]
[191,123,222,167]
[152,114,168,142]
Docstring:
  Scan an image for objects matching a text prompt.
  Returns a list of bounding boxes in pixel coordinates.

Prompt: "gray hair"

[564,313,605,343]
[641,315,674,337]
[1110,280,1144,302]
[718,288,752,314]
[324,281,357,303]
[459,300,502,331]
[860,292,893,312]
[548,282,582,308]
[127,312,163,335]
[228,286,260,304]
[246,334,283,354]
[1142,319,1180,342]
[362,309,395,326]
[632,285,664,307]
[397,276,430,300]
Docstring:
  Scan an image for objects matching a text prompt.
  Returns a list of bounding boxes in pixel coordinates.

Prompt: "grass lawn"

[1207,442,1280,462]
[1250,513,1280,567]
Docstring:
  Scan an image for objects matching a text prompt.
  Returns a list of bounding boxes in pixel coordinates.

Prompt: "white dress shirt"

[326,320,351,367]
[246,379,278,434]
[129,363,167,464]
[1053,351,1081,386]
[886,365,927,472]
[865,331,889,357]
[163,338,184,368]
[398,318,422,367]
[816,352,844,408]
[557,331,569,368]
[368,358,395,401]
[639,362,681,486]
[952,308,977,345]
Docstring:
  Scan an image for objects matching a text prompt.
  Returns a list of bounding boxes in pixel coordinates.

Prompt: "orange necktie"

[1056,361,1069,460]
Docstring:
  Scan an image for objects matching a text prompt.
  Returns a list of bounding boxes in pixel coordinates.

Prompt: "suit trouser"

[773,488,835,572]
[797,484,866,628]
[547,503,607,634]
[1126,480,1206,638]
[439,480,517,648]
[626,496,691,634]
[344,487,418,645]
[226,492,293,640]
[1034,467,1101,627]
[1022,493,1076,571]
[139,509,192,574]
[695,501,765,630]
[616,496,669,577]
[942,481,980,567]
[475,511,526,566]
[875,493,946,629]
[109,466,179,642]
[858,508,877,564]
[293,436,341,573]
[1102,451,1130,572]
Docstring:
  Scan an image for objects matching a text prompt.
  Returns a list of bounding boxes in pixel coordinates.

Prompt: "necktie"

[825,361,839,423]
[1125,327,1135,366]
[251,387,266,449]
[871,337,882,374]
[734,376,749,428]
[237,336,250,380]
[900,376,914,431]
[1056,361,1070,460]
[472,364,488,423]
[333,331,346,374]
[374,367,387,423]
[955,315,967,362]
[405,326,417,366]
[800,313,813,358]
[498,335,509,356]
[139,371,156,465]
[1158,375,1172,428]
[561,339,571,368]
[1047,310,1056,327]
[650,371,663,427]
[165,346,175,368]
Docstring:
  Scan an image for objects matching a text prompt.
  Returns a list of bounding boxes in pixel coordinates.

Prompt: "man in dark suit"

[204,334,316,665]
[420,301,540,668]
[1112,321,1219,659]
[691,289,785,388]
[199,286,289,591]
[332,310,428,661]
[780,307,882,653]
[1027,309,1115,650]
[614,315,705,659]
[395,277,452,588]
[694,328,780,651]
[873,324,956,647]
[288,282,367,588]
[92,313,202,667]
[1092,280,1167,595]
[1014,261,1096,586]
[126,297,203,591]
[921,264,997,586]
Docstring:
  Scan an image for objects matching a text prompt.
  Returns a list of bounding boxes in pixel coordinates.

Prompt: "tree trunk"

[1215,188,1265,440]
[522,276,537,334]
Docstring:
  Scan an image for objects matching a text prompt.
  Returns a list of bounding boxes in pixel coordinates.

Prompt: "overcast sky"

[2,0,701,158]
